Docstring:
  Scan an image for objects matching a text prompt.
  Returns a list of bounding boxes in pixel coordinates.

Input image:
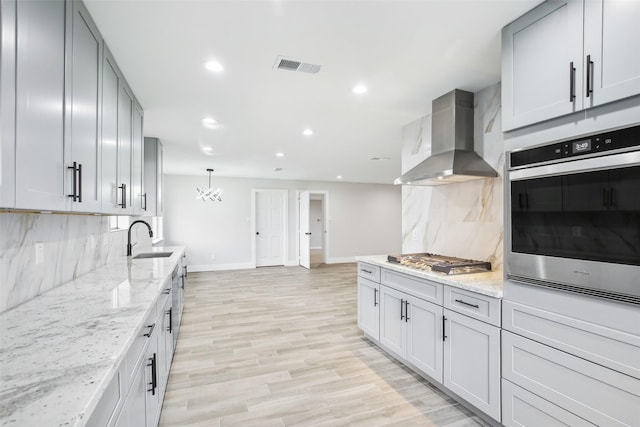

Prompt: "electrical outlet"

[35,242,44,265]
[411,230,419,241]
[89,234,96,249]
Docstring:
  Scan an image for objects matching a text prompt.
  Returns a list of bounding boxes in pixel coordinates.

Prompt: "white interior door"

[299,191,310,269]
[255,190,285,267]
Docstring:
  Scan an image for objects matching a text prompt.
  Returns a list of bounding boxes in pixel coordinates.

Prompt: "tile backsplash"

[0,213,152,313]
[401,83,504,269]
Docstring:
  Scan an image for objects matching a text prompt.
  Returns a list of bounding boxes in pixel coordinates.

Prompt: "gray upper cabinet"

[503,0,640,132]
[118,82,134,213]
[583,0,640,108]
[101,46,122,214]
[502,0,584,132]
[131,100,145,216]
[143,137,164,217]
[14,0,68,210]
[0,0,16,208]
[65,0,103,212]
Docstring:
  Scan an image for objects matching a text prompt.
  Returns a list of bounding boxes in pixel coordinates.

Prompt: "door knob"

[256,232,260,235]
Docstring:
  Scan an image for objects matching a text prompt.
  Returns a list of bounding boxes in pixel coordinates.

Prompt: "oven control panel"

[510,124,640,168]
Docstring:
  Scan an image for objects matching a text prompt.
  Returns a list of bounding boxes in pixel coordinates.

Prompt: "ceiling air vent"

[274,56,321,74]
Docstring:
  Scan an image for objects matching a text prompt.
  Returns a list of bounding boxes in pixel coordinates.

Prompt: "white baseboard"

[285,260,299,267]
[326,256,356,264]
[188,262,254,272]
[310,246,322,250]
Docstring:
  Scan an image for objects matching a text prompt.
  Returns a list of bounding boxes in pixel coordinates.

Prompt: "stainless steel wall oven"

[506,125,640,304]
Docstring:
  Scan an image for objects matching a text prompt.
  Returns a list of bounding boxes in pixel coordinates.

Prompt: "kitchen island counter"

[356,255,503,298]
[0,246,185,427]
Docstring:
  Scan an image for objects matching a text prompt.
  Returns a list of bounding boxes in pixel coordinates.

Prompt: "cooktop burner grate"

[387,253,491,275]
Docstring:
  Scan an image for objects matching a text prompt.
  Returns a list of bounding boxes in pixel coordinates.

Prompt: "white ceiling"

[84,0,541,185]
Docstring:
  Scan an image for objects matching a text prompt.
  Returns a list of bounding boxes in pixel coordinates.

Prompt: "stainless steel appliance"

[387,253,492,275]
[394,89,498,186]
[506,125,640,303]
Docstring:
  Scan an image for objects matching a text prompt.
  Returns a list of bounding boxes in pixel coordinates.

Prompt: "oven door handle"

[508,151,640,181]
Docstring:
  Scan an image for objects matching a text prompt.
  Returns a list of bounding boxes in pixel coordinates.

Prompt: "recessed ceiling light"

[201,146,215,155]
[302,128,313,136]
[370,156,391,161]
[204,60,224,73]
[276,152,284,157]
[336,175,343,179]
[352,84,368,94]
[202,117,218,129]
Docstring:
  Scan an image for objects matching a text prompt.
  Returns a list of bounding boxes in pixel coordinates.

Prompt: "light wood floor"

[159,264,490,427]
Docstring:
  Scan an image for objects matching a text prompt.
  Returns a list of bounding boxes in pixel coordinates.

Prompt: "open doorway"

[298,190,328,269]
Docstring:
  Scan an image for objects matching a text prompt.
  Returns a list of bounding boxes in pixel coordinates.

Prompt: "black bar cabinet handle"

[143,323,155,338]
[586,55,593,97]
[400,299,405,320]
[443,316,447,341]
[167,308,172,333]
[569,61,576,102]
[405,301,410,322]
[68,162,77,201]
[183,265,187,279]
[455,299,480,309]
[362,269,372,274]
[147,353,157,395]
[118,184,127,208]
[77,163,82,203]
[609,188,615,208]
[373,288,378,307]
[143,193,147,211]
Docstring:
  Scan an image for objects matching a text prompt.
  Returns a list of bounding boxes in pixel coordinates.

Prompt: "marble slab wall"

[0,213,152,313]
[402,84,504,270]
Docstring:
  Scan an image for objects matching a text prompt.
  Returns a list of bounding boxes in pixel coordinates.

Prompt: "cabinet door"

[0,0,16,208]
[357,277,379,340]
[118,82,134,213]
[379,285,405,358]
[444,309,501,421]
[156,142,163,216]
[584,0,640,108]
[131,100,145,215]
[116,359,147,427]
[15,0,67,210]
[144,324,160,427]
[101,46,121,214]
[502,0,584,131]
[143,137,158,217]
[160,296,173,396]
[405,295,443,383]
[66,0,102,212]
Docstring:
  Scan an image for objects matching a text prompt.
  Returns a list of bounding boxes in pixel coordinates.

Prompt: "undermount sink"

[132,251,173,259]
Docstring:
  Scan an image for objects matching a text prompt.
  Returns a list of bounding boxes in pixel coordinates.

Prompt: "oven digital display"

[572,139,592,154]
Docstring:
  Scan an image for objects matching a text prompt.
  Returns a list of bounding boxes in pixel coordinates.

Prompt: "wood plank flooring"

[159,263,490,427]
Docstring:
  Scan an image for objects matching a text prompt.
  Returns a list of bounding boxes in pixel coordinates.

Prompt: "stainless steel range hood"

[394,89,498,186]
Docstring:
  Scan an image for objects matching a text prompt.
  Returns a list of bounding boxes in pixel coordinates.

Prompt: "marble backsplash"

[0,213,153,313]
[401,83,504,270]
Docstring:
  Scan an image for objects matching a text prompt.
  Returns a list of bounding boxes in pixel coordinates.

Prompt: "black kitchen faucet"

[127,220,153,256]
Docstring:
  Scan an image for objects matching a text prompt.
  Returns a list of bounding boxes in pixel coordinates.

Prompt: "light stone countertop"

[0,246,185,427]
[356,255,503,298]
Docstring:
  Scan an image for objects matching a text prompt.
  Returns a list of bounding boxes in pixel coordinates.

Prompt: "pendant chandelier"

[196,168,223,202]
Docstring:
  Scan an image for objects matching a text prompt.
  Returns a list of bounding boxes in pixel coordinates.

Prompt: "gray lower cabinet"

[379,285,443,382]
[443,309,500,421]
[357,264,503,422]
[357,277,379,340]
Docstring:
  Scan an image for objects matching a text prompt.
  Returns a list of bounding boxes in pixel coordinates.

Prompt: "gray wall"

[163,175,401,270]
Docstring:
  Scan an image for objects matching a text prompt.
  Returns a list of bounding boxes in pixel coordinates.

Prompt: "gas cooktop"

[387,253,492,275]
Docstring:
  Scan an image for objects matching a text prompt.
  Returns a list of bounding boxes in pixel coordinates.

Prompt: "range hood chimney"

[394,89,498,186]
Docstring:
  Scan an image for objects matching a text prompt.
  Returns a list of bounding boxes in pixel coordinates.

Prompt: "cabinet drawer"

[381,269,442,305]
[357,262,380,282]
[502,331,640,426]
[502,379,596,427]
[502,285,640,379]
[444,286,501,327]
[86,370,122,427]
